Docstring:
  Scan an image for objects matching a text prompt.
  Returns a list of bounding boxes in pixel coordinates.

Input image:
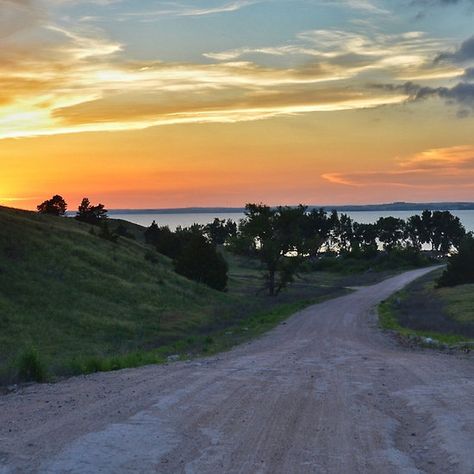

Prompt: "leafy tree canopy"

[37,195,67,216]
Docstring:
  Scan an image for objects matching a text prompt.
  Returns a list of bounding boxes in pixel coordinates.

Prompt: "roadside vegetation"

[0,205,355,385]
[379,269,474,348]
[2,196,465,385]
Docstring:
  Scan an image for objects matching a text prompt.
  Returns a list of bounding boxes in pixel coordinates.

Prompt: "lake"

[108,210,474,233]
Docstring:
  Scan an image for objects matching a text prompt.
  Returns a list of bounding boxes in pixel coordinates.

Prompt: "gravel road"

[1,267,473,474]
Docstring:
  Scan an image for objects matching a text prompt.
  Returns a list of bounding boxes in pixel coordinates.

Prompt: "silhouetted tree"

[37,195,67,216]
[300,208,332,257]
[351,222,378,257]
[144,221,182,259]
[204,218,237,245]
[174,234,228,291]
[376,217,405,251]
[75,198,107,225]
[437,234,474,287]
[430,211,465,254]
[332,213,353,253]
[237,204,306,295]
[405,215,424,250]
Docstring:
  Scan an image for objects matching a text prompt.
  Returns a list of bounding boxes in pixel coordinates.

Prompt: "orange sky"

[1,0,474,209]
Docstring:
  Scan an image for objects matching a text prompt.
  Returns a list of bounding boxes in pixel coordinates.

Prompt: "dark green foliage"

[376,216,405,250]
[174,234,228,291]
[144,221,229,290]
[237,204,307,295]
[75,197,108,225]
[17,347,48,382]
[115,223,136,240]
[204,218,237,245]
[98,222,118,243]
[37,195,67,216]
[351,222,378,257]
[144,221,182,259]
[438,235,474,287]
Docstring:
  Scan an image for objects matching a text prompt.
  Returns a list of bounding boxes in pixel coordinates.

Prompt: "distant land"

[104,202,474,215]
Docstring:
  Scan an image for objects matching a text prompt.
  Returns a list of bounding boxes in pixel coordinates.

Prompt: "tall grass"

[16,347,48,383]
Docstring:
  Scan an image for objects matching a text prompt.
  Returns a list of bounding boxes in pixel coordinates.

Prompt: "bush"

[174,235,228,291]
[17,347,48,382]
[75,197,107,225]
[438,235,474,287]
[37,195,67,216]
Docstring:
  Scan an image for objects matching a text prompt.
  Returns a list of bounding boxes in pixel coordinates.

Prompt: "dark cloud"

[462,67,474,80]
[372,80,474,115]
[436,35,474,63]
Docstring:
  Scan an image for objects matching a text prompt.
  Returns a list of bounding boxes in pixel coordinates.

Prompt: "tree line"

[36,195,472,294]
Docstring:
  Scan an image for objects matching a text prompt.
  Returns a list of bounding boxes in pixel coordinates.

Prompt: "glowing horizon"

[1,0,474,210]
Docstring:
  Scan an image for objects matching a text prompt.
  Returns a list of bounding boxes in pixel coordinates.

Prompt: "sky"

[1,0,474,209]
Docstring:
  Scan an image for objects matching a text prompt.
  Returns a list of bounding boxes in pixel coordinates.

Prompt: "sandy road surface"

[1,267,473,474]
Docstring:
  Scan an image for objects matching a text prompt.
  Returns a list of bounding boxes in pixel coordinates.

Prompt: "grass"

[378,269,474,347]
[0,205,409,385]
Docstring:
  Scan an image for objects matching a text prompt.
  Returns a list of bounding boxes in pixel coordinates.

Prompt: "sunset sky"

[1,0,474,209]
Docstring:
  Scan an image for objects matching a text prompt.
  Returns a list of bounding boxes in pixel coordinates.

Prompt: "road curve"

[1,267,473,474]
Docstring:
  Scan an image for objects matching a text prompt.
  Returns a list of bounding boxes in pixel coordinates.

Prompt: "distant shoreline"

[103,202,474,215]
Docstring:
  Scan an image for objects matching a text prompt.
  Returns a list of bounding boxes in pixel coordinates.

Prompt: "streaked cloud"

[322,145,474,188]
[102,0,261,21]
[0,0,471,140]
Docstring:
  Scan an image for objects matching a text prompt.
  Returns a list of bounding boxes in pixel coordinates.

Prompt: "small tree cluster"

[75,198,108,225]
[144,221,228,291]
[37,195,67,216]
[437,234,474,287]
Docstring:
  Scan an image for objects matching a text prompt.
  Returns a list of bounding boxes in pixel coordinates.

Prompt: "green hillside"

[0,206,232,381]
[3,205,414,384]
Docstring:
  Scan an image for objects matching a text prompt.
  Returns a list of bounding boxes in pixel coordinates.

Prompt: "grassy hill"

[0,206,237,381]
[379,269,474,347]
[0,206,356,384]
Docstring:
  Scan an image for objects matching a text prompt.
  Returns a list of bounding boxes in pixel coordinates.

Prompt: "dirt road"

[1,267,473,473]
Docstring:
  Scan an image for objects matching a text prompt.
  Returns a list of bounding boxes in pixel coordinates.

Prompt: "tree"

[437,234,474,287]
[351,222,378,257]
[144,221,182,259]
[297,208,327,257]
[174,233,228,291]
[37,195,67,216]
[204,218,237,246]
[332,213,353,253]
[405,215,424,251]
[430,211,465,254]
[376,217,405,251]
[237,203,306,295]
[75,198,108,225]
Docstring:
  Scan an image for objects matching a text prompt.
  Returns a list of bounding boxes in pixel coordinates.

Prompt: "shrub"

[174,234,228,291]
[438,235,474,287]
[37,195,67,216]
[75,197,108,225]
[17,347,48,382]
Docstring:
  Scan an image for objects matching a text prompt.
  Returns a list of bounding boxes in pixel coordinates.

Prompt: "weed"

[16,347,48,382]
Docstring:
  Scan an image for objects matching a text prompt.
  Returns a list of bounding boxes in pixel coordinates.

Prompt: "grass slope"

[379,269,474,346]
[1,206,414,384]
[0,206,230,381]
[0,206,354,384]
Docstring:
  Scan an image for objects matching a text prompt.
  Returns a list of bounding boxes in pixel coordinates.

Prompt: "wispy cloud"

[110,0,261,21]
[322,145,474,188]
[0,0,468,139]
[318,0,390,14]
